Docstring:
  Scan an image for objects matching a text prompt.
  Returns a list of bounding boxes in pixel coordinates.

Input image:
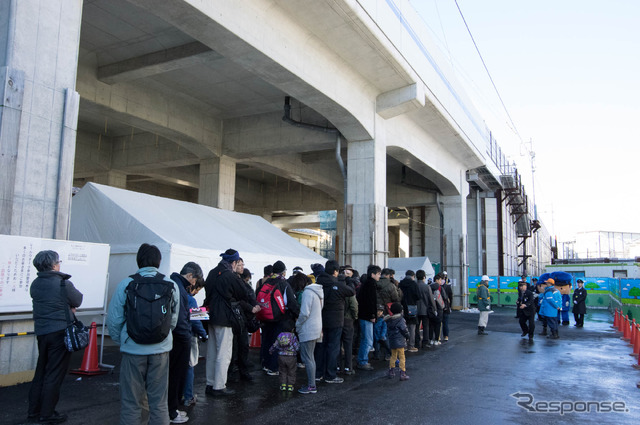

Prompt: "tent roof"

[388,257,435,279]
[70,183,325,263]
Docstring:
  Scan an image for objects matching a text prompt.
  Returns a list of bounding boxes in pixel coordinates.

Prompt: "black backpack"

[125,273,174,344]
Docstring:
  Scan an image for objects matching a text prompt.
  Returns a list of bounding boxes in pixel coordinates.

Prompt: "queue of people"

[28,245,453,424]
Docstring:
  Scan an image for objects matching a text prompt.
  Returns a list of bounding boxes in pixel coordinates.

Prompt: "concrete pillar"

[441,171,469,308]
[93,170,127,189]
[345,131,387,273]
[0,0,82,386]
[409,206,426,257]
[0,0,83,239]
[198,156,236,210]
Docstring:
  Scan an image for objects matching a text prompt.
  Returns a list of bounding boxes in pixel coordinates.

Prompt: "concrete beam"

[98,42,222,84]
[376,84,425,119]
[241,154,343,200]
[223,111,338,159]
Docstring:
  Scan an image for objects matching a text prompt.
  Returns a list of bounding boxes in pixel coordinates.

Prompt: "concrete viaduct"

[2,0,526,311]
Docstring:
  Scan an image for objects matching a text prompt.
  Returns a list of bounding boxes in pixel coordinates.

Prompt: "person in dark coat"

[168,262,203,423]
[203,249,260,397]
[572,279,588,327]
[416,270,435,348]
[356,265,380,371]
[314,260,355,383]
[441,276,453,341]
[256,260,300,376]
[516,280,536,340]
[228,258,257,382]
[398,270,419,351]
[28,250,83,424]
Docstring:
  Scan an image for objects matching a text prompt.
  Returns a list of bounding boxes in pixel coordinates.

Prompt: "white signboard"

[0,235,110,314]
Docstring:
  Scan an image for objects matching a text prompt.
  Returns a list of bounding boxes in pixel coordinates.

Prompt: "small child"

[373,305,391,361]
[182,281,207,407]
[386,302,410,381]
[269,325,300,391]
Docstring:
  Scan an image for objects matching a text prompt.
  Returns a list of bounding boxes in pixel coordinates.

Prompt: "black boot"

[478,326,488,335]
[540,327,547,336]
[551,331,559,339]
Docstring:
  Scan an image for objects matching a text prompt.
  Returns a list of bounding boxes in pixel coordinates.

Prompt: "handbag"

[61,280,89,352]
[407,304,418,317]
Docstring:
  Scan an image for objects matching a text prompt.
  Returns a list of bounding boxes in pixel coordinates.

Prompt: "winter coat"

[476,284,491,311]
[170,273,193,340]
[399,277,419,317]
[31,271,83,336]
[516,288,536,318]
[342,275,358,323]
[572,287,587,314]
[317,272,355,329]
[376,277,400,307]
[386,314,409,349]
[269,332,299,356]
[417,280,436,316]
[540,286,562,317]
[374,317,387,341]
[204,261,257,328]
[357,276,378,321]
[107,267,180,355]
[296,283,324,342]
[443,284,453,314]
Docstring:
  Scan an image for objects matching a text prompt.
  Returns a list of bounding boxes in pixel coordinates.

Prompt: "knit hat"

[311,263,325,276]
[272,260,286,274]
[390,302,403,315]
[220,249,239,263]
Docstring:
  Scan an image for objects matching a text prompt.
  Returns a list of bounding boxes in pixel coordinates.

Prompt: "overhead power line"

[453,0,525,147]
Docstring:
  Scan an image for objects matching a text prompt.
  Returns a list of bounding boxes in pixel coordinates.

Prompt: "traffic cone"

[631,324,640,358]
[71,322,108,376]
[618,311,625,332]
[631,320,638,348]
[623,316,631,341]
[612,309,619,329]
[249,329,261,348]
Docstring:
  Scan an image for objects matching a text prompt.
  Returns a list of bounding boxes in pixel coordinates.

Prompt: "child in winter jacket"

[373,305,391,361]
[269,325,300,391]
[386,303,410,381]
[182,282,208,406]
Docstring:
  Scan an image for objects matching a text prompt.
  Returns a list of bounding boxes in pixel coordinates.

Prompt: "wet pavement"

[2,308,638,425]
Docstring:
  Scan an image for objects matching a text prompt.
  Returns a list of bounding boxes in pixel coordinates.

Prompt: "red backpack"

[255,279,286,322]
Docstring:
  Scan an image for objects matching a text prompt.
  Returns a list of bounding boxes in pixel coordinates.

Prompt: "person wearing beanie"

[256,260,300,376]
[385,302,410,381]
[314,260,355,384]
[203,249,260,397]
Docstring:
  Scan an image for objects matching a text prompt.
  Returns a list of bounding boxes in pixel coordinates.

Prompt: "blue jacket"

[107,267,180,355]
[374,316,387,341]
[540,286,562,317]
[170,272,192,340]
[386,314,409,349]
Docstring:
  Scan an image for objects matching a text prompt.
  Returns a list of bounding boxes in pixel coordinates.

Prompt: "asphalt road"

[2,308,638,425]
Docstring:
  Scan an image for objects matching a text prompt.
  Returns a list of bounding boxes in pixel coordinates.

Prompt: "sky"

[409,0,640,241]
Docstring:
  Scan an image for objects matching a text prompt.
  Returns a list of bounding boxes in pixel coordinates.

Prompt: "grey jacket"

[417,280,436,316]
[31,271,83,336]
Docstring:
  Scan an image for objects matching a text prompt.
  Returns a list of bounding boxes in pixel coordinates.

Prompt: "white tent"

[70,183,326,303]
[388,257,435,281]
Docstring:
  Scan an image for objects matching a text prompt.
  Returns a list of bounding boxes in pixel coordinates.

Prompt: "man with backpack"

[107,243,180,425]
[256,260,299,375]
[203,249,260,397]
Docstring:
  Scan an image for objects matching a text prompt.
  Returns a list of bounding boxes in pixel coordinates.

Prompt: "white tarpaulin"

[70,183,326,304]
[388,257,435,281]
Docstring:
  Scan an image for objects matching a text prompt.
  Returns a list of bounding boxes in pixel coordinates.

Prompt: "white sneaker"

[429,340,434,345]
[434,341,441,346]
[170,411,189,423]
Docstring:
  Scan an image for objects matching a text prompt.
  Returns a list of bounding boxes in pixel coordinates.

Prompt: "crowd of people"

[33,243,594,425]
[475,274,588,340]
[107,245,454,424]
